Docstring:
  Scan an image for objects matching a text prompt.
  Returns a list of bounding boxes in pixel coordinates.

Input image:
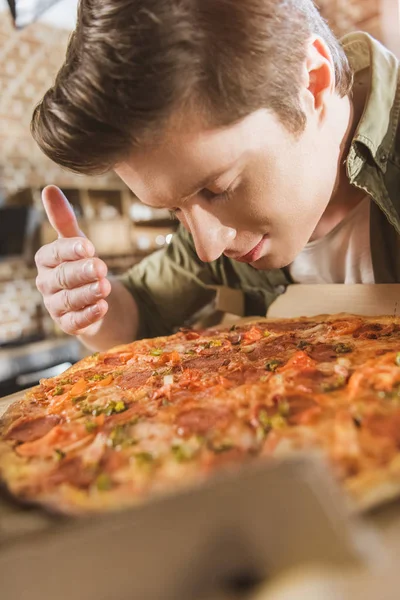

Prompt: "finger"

[37,257,108,295]
[42,185,84,239]
[35,237,95,268]
[58,300,109,336]
[48,278,111,317]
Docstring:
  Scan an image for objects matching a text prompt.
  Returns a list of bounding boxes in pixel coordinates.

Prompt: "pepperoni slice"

[116,370,152,390]
[5,415,61,443]
[176,406,232,436]
[102,352,133,366]
[183,355,229,371]
[47,457,96,489]
[353,323,395,340]
[262,321,317,333]
[363,412,400,447]
[285,395,319,425]
[307,344,337,362]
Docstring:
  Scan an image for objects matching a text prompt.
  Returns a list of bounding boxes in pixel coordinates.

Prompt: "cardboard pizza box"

[1,283,400,600]
[267,284,400,319]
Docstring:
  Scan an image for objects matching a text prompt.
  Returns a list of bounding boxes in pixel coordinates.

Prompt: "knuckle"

[61,289,73,313]
[51,241,62,265]
[55,263,68,290]
[43,296,53,315]
[84,284,95,306]
[35,274,44,293]
[36,274,50,295]
[34,248,42,267]
[63,312,77,335]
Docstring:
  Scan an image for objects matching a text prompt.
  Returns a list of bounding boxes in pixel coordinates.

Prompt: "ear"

[302,36,335,117]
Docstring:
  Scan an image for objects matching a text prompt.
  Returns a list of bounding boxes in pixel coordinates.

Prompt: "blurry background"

[0,0,398,395]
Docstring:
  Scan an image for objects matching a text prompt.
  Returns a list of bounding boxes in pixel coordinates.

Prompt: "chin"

[251,249,296,271]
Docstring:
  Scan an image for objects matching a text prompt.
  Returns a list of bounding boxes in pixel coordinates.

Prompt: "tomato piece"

[97,374,113,387]
[242,326,263,345]
[70,378,88,396]
[281,351,316,371]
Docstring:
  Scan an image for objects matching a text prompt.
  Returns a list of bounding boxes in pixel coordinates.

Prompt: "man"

[32,0,400,352]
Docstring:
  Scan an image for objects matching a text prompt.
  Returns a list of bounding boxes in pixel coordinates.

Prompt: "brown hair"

[31,0,352,175]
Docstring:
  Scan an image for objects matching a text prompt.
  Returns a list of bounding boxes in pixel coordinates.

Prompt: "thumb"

[42,185,85,239]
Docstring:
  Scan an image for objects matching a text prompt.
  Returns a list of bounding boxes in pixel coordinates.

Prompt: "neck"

[311,75,369,241]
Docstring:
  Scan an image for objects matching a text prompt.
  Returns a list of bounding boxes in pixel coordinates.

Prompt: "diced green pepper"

[105,400,126,416]
[258,409,271,430]
[297,340,309,350]
[210,442,234,454]
[71,394,87,404]
[85,421,98,433]
[278,401,290,417]
[270,415,287,429]
[334,343,353,354]
[88,373,107,381]
[96,473,112,491]
[135,452,155,467]
[54,448,65,460]
[259,409,287,431]
[265,360,281,372]
[172,445,196,462]
[321,375,346,392]
[150,348,163,356]
[109,425,130,448]
[114,401,126,413]
[52,386,65,396]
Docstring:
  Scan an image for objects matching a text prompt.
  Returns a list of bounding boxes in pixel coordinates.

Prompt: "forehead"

[115,109,274,206]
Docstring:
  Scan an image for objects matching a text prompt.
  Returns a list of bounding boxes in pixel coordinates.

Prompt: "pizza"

[1,313,400,515]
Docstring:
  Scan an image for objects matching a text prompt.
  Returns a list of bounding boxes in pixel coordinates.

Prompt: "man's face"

[116,88,348,270]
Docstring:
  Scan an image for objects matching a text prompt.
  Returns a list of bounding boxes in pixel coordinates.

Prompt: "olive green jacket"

[121,32,400,339]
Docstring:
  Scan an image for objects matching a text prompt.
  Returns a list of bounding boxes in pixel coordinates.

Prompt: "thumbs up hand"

[35,186,111,336]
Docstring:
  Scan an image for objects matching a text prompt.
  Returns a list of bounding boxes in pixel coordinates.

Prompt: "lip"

[227,235,269,263]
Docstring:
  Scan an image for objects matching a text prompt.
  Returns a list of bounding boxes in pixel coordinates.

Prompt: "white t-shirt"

[289,197,374,284]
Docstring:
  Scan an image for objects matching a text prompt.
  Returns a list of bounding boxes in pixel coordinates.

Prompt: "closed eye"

[200,188,226,201]
[170,185,232,218]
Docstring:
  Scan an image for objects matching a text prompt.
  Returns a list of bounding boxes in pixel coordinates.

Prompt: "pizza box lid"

[267,284,400,319]
[213,284,400,329]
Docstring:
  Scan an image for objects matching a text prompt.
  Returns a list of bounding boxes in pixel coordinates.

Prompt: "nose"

[183,203,236,262]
